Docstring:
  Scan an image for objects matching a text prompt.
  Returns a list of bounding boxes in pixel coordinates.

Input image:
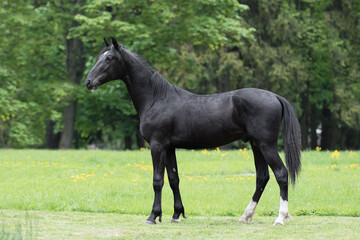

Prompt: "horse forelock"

[96,47,111,60]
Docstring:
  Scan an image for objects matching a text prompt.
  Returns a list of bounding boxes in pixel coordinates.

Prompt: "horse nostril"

[85,79,92,89]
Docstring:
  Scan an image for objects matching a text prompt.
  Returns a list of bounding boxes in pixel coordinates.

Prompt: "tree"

[70,0,254,149]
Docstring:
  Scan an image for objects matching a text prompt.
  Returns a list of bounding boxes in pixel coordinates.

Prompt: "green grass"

[0,149,359,239]
[0,210,359,239]
[0,150,360,217]
[0,149,359,217]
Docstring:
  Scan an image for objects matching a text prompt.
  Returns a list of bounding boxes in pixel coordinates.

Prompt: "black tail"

[276,96,302,186]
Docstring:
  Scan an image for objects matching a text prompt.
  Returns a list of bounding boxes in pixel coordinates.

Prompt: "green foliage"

[1,0,360,149]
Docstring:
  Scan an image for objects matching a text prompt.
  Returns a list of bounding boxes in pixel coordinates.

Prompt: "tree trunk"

[321,107,334,150]
[59,103,76,149]
[124,135,132,150]
[300,88,309,149]
[46,120,60,149]
[310,105,318,149]
[59,37,85,149]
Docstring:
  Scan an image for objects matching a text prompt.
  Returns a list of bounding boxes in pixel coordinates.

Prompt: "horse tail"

[276,95,302,186]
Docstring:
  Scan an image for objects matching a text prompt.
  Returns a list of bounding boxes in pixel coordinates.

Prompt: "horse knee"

[153,175,164,191]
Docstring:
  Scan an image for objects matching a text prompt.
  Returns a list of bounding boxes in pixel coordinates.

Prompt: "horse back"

[140,88,283,148]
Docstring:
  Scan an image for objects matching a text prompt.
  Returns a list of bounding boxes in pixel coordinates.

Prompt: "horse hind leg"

[239,145,270,223]
[260,143,291,225]
[165,148,186,222]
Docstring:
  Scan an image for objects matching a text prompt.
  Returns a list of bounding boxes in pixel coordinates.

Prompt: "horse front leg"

[146,141,166,224]
[166,148,186,222]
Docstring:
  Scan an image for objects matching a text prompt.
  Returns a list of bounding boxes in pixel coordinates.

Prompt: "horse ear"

[111,37,120,50]
[104,38,110,47]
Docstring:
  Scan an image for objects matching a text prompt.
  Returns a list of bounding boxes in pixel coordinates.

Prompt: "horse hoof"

[171,218,181,223]
[238,216,252,223]
[273,221,284,226]
[145,220,156,224]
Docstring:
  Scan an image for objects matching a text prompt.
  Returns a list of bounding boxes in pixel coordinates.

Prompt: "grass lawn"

[0,149,359,239]
[1,210,359,239]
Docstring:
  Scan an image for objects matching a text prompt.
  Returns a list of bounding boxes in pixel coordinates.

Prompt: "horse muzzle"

[85,79,98,90]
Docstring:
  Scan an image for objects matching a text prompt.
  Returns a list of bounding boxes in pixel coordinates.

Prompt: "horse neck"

[121,49,172,117]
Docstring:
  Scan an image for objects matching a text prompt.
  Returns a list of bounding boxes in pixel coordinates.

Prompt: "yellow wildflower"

[331,150,340,159]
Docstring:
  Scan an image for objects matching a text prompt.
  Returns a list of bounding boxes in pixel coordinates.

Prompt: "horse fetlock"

[172,207,186,221]
[146,210,162,224]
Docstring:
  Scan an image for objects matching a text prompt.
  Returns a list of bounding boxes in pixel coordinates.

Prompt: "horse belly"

[171,114,244,149]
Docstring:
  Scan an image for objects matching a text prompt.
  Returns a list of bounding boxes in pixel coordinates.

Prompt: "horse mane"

[122,48,180,100]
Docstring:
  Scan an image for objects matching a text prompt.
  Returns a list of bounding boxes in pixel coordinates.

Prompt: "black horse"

[85,38,301,225]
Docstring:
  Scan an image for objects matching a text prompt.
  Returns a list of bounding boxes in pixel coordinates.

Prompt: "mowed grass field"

[0,149,359,239]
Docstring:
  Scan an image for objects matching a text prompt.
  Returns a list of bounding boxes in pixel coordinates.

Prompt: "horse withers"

[85,38,302,225]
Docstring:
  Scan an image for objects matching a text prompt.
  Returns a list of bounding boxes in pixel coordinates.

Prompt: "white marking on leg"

[239,199,257,223]
[273,197,291,226]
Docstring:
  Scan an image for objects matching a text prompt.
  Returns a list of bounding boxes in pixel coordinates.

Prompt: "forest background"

[1,0,359,150]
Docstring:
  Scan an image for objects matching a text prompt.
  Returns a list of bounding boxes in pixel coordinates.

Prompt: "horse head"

[85,38,127,90]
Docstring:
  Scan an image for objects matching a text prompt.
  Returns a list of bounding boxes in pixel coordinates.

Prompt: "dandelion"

[213,147,220,153]
[349,164,358,168]
[202,149,208,154]
[103,174,107,177]
[132,179,137,182]
[140,147,148,151]
[331,150,340,159]
[110,171,114,174]
[316,146,321,151]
